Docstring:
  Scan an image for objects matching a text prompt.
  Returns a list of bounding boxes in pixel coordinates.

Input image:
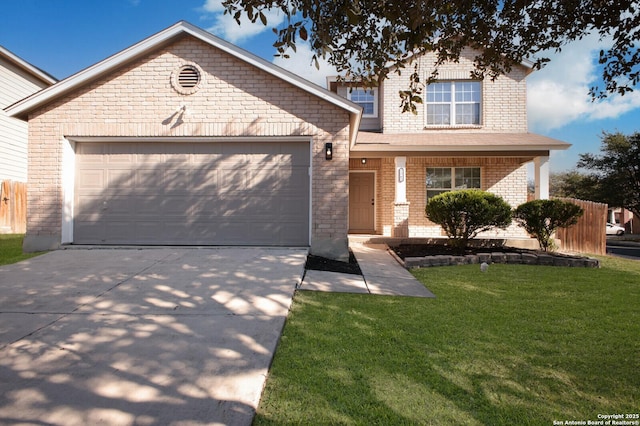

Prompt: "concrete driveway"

[0,247,307,426]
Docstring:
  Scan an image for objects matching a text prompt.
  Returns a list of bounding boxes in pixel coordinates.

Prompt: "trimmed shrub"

[513,199,584,251]
[425,189,512,251]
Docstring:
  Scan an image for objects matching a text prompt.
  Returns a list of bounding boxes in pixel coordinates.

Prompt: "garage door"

[74,141,310,246]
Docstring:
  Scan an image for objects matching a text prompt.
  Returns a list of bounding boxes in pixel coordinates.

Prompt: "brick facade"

[350,157,529,238]
[25,36,352,256]
[18,24,552,253]
[346,48,537,241]
[382,47,528,134]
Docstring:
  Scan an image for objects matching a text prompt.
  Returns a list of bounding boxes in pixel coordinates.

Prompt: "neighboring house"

[5,21,360,260]
[329,48,570,239]
[0,46,56,182]
[608,207,636,234]
[5,21,569,258]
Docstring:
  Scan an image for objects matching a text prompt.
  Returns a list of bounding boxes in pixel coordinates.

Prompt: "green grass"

[255,257,640,425]
[0,234,45,265]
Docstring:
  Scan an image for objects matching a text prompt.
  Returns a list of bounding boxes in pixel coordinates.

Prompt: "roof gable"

[5,21,361,134]
[327,45,535,89]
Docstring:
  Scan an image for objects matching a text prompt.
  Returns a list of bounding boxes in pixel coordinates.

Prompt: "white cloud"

[201,0,224,12]
[201,0,285,43]
[527,34,640,132]
[272,44,339,88]
[588,90,640,120]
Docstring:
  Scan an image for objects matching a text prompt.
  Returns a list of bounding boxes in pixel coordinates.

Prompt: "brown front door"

[349,172,375,233]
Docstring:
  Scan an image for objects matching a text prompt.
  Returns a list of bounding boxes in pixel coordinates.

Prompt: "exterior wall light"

[325,143,333,160]
[361,158,367,164]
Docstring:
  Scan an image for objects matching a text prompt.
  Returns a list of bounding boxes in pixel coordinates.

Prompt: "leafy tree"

[425,189,512,251]
[577,131,640,218]
[549,170,603,200]
[513,199,584,252]
[221,0,639,111]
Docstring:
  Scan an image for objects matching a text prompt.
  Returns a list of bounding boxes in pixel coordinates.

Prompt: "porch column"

[534,156,550,200]
[393,156,410,237]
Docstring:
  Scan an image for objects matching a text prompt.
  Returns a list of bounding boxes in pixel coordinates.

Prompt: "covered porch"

[348,131,570,238]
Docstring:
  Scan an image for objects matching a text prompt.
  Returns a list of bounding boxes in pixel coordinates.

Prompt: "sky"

[2,0,639,173]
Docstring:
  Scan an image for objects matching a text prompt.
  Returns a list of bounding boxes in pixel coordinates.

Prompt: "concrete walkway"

[300,243,435,298]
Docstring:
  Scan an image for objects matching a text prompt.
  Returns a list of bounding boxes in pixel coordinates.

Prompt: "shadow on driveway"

[0,247,306,425]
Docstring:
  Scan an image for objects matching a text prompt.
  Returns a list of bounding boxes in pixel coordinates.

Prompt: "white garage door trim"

[62,136,312,246]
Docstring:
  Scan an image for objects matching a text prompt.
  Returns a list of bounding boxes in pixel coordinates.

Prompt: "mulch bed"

[391,243,537,260]
[305,250,362,275]
[305,243,596,275]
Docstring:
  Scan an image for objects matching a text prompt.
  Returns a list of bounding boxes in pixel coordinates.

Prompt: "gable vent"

[171,63,204,95]
[178,66,200,88]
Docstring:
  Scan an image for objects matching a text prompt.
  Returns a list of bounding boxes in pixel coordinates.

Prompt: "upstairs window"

[348,88,378,117]
[426,167,481,200]
[426,81,481,126]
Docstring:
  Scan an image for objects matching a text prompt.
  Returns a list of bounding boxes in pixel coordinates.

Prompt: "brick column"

[393,201,410,237]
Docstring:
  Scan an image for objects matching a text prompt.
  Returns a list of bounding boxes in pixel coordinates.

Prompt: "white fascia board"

[0,46,58,85]
[520,58,535,69]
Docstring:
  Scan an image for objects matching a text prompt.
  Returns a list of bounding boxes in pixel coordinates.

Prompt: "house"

[329,48,570,239]
[1,46,56,182]
[5,21,360,260]
[5,21,569,258]
[608,207,636,234]
[1,46,56,233]
[1,46,56,183]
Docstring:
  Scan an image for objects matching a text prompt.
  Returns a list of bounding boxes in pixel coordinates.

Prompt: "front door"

[349,172,375,233]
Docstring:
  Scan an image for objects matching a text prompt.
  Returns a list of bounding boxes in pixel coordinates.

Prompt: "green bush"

[513,199,584,251]
[425,189,512,250]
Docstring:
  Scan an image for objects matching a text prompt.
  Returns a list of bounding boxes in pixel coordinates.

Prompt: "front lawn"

[255,256,639,425]
[0,234,45,265]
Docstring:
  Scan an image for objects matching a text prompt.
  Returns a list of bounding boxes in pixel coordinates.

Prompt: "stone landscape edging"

[391,250,600,269]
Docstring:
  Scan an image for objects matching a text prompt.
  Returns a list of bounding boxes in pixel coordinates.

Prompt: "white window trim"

[426,166,482,200]
[425,81,482,127]
[347,87,378,118]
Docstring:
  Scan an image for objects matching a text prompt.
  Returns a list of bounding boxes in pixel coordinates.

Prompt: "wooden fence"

[555,197,608,255]
[0,180,27,234]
